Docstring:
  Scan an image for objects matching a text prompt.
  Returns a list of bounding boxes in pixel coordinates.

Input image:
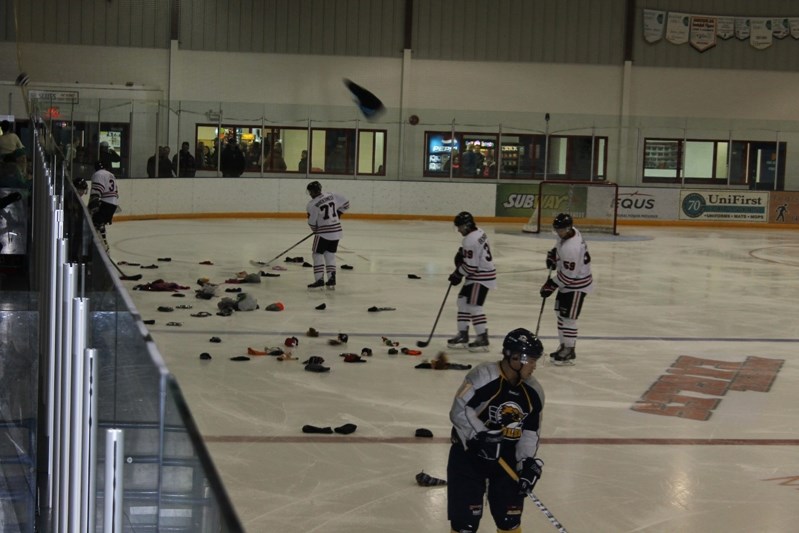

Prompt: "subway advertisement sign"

[495,183,587,218]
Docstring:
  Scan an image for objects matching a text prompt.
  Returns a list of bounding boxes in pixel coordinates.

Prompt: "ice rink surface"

[110,218,799,532]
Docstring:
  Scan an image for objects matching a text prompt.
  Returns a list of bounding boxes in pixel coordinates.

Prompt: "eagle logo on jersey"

[488,402,527,439]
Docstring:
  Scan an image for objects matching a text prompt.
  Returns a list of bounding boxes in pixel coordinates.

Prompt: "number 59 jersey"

[555,227,593,293]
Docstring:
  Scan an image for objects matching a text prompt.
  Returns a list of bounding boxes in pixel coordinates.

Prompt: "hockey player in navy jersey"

[447,211,497,351]
[540,213,593,365]
[447,327,545,533]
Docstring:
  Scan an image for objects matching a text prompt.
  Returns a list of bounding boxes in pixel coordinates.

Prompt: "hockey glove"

[448,271,463,286]
[540,278,558,298]
[546,247,557,270]
[454,247,464,267]
[88,196,101,215]
[470,429,503,461]
[518,457,544,495]
[0,192,22,210]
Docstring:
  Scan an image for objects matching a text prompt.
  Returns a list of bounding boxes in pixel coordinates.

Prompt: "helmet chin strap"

[501,358,523,384]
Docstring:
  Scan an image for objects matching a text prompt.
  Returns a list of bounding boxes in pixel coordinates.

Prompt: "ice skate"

[325,273,336,289]
[549,344,564,358]
[447,331,469,349]
[467,332,490,352]
[307,279,325,289]
[551,346,576,366]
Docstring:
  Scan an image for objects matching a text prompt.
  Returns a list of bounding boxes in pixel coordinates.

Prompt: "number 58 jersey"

[459,228,497,289]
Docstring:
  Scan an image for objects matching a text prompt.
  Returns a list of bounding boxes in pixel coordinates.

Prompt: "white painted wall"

[117,177,497,219]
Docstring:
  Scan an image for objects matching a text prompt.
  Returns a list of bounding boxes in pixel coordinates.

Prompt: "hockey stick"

[109,258,143,281]
[416,283,453,348]
[252,233,314,266]
[498,457,568,533]
[535,266,554,336]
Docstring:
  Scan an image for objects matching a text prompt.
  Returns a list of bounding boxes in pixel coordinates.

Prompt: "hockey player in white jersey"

[305,181,350,289]
[447,211,497,351]
[540,213,593,365]
[88,160,119,252]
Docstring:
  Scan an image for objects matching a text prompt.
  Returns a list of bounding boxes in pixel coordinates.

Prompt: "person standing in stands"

[220,139,246,177]
[173,141,197,177]
[298,150,309,173]
[99,141,121,174]
[0,120,23,157]
[147,146,175,178]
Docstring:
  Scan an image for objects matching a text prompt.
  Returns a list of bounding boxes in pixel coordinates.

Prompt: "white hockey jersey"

[456,228,497,289]
[306,192,350,241]
[553,227,593,293]
[90,169,119,206]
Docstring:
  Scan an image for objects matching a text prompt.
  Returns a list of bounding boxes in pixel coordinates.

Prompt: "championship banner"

[643,9,665,43]
[666,12,690,45]
[679,190,768,222]
[716,16,735,39]
[790,18,799,39]
[690,16,717,52]
[772,18,790,39]
[750,18,773,50]
[735,17,750,40]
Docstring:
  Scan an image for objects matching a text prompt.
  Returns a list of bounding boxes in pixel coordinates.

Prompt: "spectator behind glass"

[220,139,246,177]
[0,149,31,191]
[195,142,207,169]
[266,143,287,171]
[99,141,121,175]
[146,146,175,178]
[298,150,308,173]
[173,141,197,177]
[0,120,24,157]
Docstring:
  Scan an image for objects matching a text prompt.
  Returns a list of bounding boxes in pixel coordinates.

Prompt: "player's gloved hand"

[470,429,503,461]
[87,197,100,215]
[337,210,343,218]
[454,247,464,267]
[0,192,22,210]
[546,248,557,270]
[518,457,544,495]
[448,271,463,286]
[540,278,557,298]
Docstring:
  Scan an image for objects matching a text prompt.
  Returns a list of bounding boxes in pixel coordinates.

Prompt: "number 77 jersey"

[306,192,350,240]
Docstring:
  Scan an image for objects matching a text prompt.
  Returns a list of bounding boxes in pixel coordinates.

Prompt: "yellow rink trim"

[114,212,798,229]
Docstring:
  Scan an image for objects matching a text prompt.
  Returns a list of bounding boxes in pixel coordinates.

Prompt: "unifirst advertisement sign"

[679,190,769,222]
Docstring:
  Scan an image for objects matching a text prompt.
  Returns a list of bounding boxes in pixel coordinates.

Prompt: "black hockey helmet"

[307,180,322,196]
[94,160,104,171]
[502,328,543,363]
[552,213,573,230]
[453,211,475,230]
